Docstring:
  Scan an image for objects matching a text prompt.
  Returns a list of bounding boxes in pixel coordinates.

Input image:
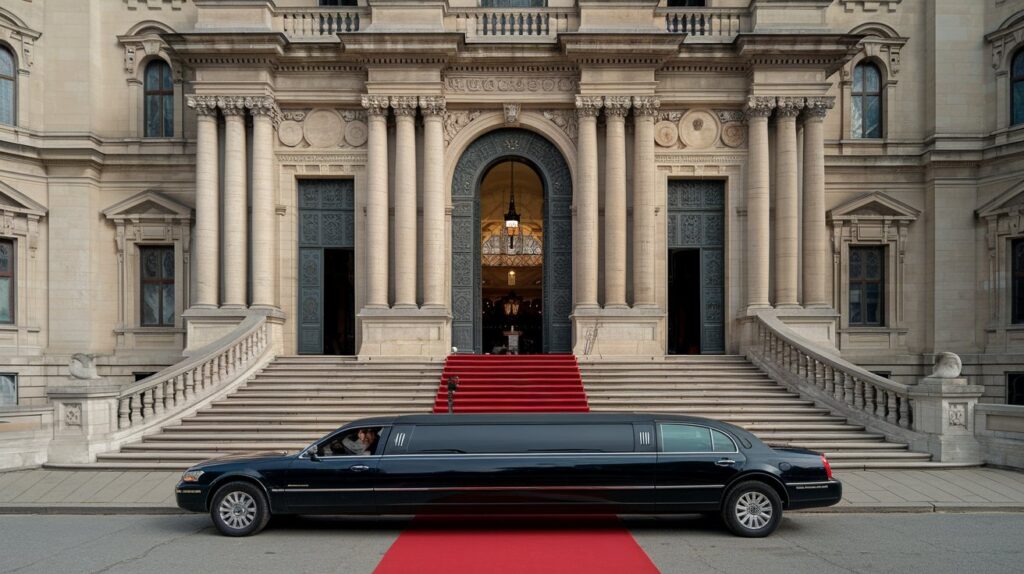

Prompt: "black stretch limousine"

[175,413,841,537]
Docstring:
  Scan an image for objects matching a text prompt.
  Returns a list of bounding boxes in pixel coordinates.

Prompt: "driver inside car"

[326,427,378,456]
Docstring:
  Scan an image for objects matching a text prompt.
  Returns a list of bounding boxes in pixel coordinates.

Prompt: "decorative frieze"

[444,75,579,94]
[276,108,368,149]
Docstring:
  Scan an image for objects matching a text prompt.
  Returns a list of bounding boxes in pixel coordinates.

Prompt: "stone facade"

[0,0,1024,404]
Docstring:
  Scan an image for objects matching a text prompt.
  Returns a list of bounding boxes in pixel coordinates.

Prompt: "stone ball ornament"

[931,351,963,379]
[678,109,720,149]
[654,121,679,147]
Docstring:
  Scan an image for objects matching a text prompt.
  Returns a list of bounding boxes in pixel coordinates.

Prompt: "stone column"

[802,97,834,308]
[632,96,660,307]
[745,96,775,310]
[603,96,630,309]
[774,97,803,308]
[250,97,279,309]
[187,96,219,308]
[392,96,419,309]
[362,96,390,309]
[420,96,446,309]
[575,96,602,309]
[220,97,248,308]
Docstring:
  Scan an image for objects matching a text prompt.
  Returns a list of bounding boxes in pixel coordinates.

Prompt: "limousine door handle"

[349,465,370,472]
[715,459,736,467]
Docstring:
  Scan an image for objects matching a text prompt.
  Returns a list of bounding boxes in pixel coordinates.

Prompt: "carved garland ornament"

[444,76,579,93]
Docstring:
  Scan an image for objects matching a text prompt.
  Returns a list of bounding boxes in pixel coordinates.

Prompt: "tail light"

[821,454,833,480]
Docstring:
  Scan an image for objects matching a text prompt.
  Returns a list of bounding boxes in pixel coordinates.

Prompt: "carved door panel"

[668,180,725,355]
[297,180,355,355]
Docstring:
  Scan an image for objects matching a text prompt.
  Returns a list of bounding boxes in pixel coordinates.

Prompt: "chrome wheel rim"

[218,491,257,530]
[734,491,773,530]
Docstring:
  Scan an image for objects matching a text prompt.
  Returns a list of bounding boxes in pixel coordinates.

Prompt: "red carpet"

[372,516,660,574]
[434,354,589,413]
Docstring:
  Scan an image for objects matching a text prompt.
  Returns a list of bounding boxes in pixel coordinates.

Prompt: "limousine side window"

[406,423,635,454]
[316,426,383,457]
[659,424,739,453]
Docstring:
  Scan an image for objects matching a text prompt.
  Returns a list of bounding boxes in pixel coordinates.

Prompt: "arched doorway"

[451,129,572,354]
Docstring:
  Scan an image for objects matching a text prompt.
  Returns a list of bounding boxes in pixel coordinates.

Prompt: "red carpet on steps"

[372,516,660,574]
[434,354,589,413]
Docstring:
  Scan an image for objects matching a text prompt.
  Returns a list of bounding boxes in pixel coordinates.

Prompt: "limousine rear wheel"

[722,481,782,538]
[210,481,270,537]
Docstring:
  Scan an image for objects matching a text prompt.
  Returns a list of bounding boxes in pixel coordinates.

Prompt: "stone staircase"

[579,355,968,470]
[50,357,442,471]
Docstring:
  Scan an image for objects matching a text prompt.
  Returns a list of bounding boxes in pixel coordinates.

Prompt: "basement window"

[1008,373,1024,406]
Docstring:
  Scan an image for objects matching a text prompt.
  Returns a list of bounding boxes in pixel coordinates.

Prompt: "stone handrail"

[450,7,573,42]
[275,6,367,39]
[658,7,749,38]
[750,313,915,431]
[116,314,269,432]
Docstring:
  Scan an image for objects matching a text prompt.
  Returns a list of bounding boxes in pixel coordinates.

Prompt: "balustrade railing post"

[118,398,130,430]
[142,389,154,419]
[843,374,854,406]
[899,396,911,428]
[875,389,886,418]
[130,394,142,426]
[886,392,898,424]
[854,379,864,409]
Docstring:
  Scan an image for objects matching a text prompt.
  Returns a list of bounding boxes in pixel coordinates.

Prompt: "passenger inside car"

[324,427,379,456]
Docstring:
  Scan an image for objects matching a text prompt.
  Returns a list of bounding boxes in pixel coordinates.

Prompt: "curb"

[0,504,186,515]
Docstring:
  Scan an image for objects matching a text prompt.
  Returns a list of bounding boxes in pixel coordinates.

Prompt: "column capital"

[361,95,391,117]
[576,95,603,118]
[419,96,447,117]
[631,96,661,117]
[186,95,219,117]
[390,96,419,117]
[247,95,281,127]
[803,96,836,120]
[603,96,632,118]
[218,96,248,117]
[775,96,805,119]
[744,95,776,120]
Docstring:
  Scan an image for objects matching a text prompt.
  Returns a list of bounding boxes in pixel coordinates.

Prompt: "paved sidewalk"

[0,467,1023,514]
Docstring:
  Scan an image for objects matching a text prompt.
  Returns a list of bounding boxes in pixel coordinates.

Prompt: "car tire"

[721,480,782,538]
[210,481,271,537]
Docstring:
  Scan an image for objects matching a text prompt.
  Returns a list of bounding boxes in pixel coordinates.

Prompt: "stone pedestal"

[772,307,839,351]
[357,307,451,359]
[909,376,984,463]
[46,384,120,464]
[571,306,664,357]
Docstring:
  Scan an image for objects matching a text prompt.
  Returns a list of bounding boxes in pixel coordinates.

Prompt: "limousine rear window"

[405,424,635,455]
[660,424,739,453]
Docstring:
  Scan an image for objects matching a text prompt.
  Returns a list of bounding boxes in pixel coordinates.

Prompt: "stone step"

[809,450,933,460]
[583,397,816,406]
[124,442,307,451]
[768,441,906,450]
[210,399,435,407]
[586,391,800,399]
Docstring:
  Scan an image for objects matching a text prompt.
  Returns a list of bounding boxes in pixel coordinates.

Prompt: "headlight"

[181,470,205,483]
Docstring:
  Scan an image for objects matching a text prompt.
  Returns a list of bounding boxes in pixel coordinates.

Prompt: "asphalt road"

[0,513,1020,574]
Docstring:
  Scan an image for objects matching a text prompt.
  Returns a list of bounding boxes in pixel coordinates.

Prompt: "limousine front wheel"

[210,481,270,537]
[722,481,782,538]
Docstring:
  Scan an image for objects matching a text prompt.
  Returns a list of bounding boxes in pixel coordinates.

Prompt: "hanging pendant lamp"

[504,161,520,250]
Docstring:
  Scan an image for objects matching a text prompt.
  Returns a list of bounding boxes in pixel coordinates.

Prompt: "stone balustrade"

[275,7,366,39]
[660,7,749,38]
[46,314,275,464]
[751,313,915,430]
[117,316,268,431]
[451,7,572,43]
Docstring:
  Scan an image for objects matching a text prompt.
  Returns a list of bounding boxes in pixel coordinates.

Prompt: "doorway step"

[435,354,589,413]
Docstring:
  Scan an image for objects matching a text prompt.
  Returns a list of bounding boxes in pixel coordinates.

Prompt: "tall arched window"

[144,60,173,138]
[0,46,15,127]
[852,62,882,138]
[1012,50,1024,126]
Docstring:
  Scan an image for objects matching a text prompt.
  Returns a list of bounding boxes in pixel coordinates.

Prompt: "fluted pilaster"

[603,96,630,309]
[774,96,803,308]
[250,96,279,308]
[220,96,248,308]
[362,95,390,309]
[575,95,602,309]
[632,96,660,307]
[187,96,219,309]
[745,96,774,310]
[803,97,834,308]
[392,96,419,309]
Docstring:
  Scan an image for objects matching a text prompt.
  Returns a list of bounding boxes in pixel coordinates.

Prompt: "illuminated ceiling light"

[504,161,520,250]
[508,270,516,286]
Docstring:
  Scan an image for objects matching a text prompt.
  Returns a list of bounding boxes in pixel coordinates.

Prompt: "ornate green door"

[297,179,355,354]
[667,180,725,354]
[450,129,573,353]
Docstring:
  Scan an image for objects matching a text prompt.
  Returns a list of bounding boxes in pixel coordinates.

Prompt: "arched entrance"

[451,129,572,353]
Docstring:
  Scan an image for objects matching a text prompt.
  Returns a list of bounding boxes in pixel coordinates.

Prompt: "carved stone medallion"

[303,109,344,148]
[654,121,679,148]
[344,120,368,147]
[278,120,304,147]
[720,122,746,148]
[679,109,720,149]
